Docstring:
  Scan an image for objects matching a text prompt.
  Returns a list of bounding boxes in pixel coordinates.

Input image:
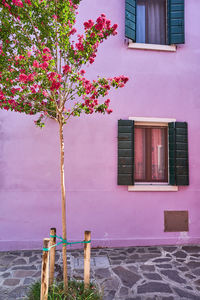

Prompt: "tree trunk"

[59,120,68,291]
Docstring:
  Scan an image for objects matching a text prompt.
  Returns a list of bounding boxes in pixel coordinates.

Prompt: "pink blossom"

[122,76,129,84]
[80,69,85,76]
[106,20,111,29]
[62,65,71,74]
[48,72,57,81]
[95,16,106,31]
[42,54,52,61]
[97,33,104,38]
[0,89,5,100]
[33,60,39,68]
[69,28,77,35]
[42,90,48,97]
[19,73,34,83]
[106,108,112,114]
[112,24,118,31]
[19,73,27,83]
[43,47,51,54]
[84,19,94,30]
[39,62,49,70]
[76,42,84,51]
[50,80,61,91]
[25,0,32,5]
[12,0,23,7]
[52,15,57,20]
[2,1,11,9]
[30,87,36,93]
[27,73,34,82]
[89,57,95,64]
[90,33,95,39]
[89,108,94,114]
[112,24,118,36]
[105,99,110,106]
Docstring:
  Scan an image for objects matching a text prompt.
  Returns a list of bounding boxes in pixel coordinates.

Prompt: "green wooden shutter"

[168,122,176,185]
[175,122,189,185]
[168,122,189,186]
[125,0,136,42]
[168,0,185,45]
[118,120,134,185]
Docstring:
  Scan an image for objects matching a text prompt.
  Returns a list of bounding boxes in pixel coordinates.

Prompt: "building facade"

[0,0,200,250]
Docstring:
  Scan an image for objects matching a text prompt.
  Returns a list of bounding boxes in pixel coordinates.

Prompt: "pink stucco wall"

[1,0,200,250]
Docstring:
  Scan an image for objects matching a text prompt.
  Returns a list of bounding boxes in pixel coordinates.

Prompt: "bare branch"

[45,112,58,122]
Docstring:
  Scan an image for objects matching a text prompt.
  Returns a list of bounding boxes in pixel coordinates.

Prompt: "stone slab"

[73,256,110,269]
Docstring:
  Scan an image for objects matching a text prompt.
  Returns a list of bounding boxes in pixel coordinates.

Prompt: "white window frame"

[128,41,176,52]
[128,0,177,52]
[128,117,178,192]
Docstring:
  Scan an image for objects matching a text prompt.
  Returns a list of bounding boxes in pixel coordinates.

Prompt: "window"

[136,0,166,45]
[134,126,168,182]
[117,118,189,190]
[125,0,185,46]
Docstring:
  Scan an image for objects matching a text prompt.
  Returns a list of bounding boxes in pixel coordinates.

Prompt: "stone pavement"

[0,245,200,299]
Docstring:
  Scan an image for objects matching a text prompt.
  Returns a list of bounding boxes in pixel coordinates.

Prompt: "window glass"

[136,3,146,43]
[134,126,168,182]
[136,0,166,45]
[134,128,146,180]
[151,128,166,181]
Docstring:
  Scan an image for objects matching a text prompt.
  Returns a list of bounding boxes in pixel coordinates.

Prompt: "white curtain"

[147,0,166,45]
[136,0,166,45]
[151,128,166,181]
[134,127,166,182]
[134,128,146,181]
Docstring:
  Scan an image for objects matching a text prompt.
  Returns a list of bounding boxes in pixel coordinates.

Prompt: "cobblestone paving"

[0,245,200,299]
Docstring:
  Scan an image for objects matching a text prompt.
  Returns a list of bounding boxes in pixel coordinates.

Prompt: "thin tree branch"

[24,10,41,47]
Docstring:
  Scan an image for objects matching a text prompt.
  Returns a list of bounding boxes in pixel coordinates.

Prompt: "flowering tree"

[0,0,129,290]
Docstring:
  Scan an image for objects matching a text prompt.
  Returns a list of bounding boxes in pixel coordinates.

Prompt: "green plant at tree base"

[26,280,102,300]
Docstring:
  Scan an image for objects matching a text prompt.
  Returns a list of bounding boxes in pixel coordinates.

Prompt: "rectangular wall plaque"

[164,211,189,232]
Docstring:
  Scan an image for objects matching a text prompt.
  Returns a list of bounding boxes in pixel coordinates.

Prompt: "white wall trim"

[128,42,177,52]
[128,185,178,192]
[129,117,176,123]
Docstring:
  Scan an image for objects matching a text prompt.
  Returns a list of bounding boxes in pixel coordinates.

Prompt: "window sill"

[128,42,177,52]
[128,185,178,192]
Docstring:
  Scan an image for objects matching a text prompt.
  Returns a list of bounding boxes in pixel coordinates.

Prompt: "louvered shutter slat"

[118,120,134,185]
[168,123,176,185]
[168,122,189,186]
[168,0,185,44]
[125,0,136,42]
[175,122,189,185]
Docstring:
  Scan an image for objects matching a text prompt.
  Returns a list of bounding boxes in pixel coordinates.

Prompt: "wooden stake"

[59,121,68,291]
[40,238,50,300]
[49,228,56,286]
[84,231,91,289]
